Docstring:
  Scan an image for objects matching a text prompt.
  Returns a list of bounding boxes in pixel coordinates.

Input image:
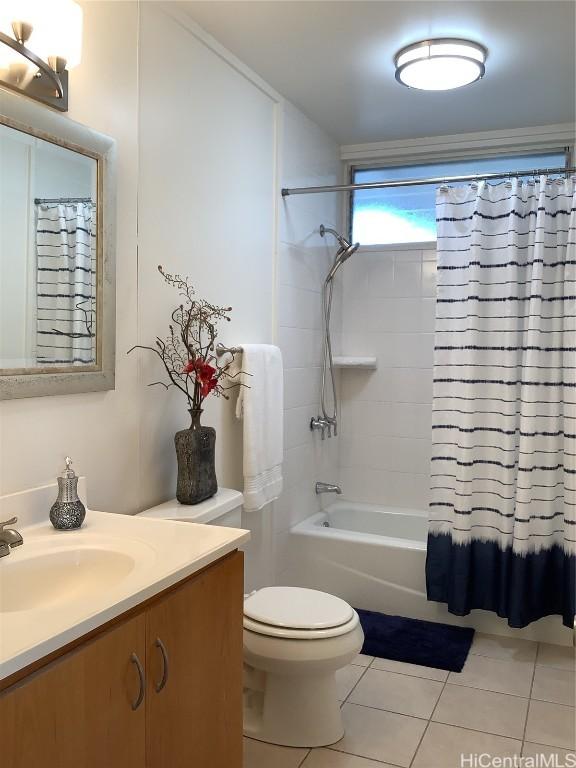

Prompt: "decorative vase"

[175,408,217,505]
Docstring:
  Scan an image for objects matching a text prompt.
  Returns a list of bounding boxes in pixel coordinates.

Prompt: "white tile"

[432,683,529,738]
[412,722,521,768]
[284,366,321,410]
[339,435,431,475]
[393,260,422,298]
[335,703,427,767]
[338,466,431,509]
[537,643,576,671]
[279,284,321,331]
[243,737,309,768]
[348,668,443,719]
[448,653,534,697]
[522,742,576,762]
[336,664,366,701]
[302,748,395,767]
[525,700,576,749]
[340,366,433,404]
[532,666,576,706]
[470,632,538,663]
[421,260,437,298]
[284,405,317,450]
[351,653,374,667]
[370,657,449,682]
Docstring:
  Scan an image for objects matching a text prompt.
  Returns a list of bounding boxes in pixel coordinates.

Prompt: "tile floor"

[244,635,576,768]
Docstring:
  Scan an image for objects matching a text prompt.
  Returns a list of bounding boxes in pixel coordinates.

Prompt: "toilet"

[139,490,364,748]
[243,586,364,748]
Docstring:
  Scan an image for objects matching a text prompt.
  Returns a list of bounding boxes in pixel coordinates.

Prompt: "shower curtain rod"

[281,166,576,197]
[34,197,93,204]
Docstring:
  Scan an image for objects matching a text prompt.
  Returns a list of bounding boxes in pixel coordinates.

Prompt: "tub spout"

[315,482,342,495]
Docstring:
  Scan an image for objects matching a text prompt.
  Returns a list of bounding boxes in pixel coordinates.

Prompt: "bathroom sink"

[0,537,154,613]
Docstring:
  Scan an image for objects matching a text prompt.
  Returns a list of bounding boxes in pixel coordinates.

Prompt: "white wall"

[0,1,140,511]
[0,1,342,594]
[272,101,342,585]
[137,3,276,508]
[339,246,437,509]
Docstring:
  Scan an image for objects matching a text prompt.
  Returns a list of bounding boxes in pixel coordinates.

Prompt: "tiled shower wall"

[338,247,437,510]
[272,101,342,584]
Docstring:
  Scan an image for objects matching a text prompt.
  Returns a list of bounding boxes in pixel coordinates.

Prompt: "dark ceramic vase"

[175,408,217,505]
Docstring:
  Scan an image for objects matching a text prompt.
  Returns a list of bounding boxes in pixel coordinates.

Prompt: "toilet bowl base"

[243,623,364,747]
[243,668,344,748]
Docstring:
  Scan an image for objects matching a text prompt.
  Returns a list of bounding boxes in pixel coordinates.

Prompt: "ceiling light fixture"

[0,0,83,111]
[394,38,487,91]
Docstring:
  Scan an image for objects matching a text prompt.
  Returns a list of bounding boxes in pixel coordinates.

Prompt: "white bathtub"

[287,500,570,644]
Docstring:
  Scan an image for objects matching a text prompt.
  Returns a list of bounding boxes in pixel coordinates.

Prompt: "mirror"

[0,123,98,370]
[0,89,116,399]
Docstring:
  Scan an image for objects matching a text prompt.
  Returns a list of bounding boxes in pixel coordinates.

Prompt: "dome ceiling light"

[394,38,487,91]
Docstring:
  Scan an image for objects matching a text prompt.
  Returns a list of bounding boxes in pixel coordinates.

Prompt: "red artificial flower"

[183,358,218,399]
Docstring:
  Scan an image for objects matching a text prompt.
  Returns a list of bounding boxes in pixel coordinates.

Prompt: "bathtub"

[287,500,570,644]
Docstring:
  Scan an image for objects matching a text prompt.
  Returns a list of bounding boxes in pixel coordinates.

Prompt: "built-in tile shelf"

[333,356,378,370]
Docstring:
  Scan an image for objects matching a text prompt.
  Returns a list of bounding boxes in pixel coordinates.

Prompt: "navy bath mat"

[356,609,475,673]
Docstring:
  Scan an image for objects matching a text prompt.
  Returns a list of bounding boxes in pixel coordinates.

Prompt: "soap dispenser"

[50,457,86,530]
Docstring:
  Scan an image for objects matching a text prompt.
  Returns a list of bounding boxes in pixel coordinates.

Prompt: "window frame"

[345,144,573,250]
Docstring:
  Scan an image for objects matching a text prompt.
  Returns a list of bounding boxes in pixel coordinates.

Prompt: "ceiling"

[183,1,576,146]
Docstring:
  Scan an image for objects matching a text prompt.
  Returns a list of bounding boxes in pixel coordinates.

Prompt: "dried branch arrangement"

[128,266,244,411]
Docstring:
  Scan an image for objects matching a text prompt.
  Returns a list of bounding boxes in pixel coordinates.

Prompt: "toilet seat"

[243,586,359,639]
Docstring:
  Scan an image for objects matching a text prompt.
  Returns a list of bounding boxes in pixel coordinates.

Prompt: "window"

[350,151,567,246]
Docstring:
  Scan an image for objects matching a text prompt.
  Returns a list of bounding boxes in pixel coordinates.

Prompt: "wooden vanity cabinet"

[0,551,244,768]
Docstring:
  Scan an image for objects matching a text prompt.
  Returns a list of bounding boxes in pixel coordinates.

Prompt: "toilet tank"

[138,488,243,528]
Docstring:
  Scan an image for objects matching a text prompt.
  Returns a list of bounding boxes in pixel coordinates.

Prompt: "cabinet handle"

[154,637,169,693]
[130,652,145,710]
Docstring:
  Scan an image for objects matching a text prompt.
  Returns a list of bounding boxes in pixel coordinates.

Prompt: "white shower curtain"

[36,201,96,365]
[426,176,575,628]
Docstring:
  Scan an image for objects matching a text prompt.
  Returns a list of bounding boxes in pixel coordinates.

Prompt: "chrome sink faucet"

[0,517,23,557]
[315,482,342,495]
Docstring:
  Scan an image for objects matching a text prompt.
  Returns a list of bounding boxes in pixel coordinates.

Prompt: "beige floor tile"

[432,683,529,739]
[302,748,396,767]
[336,664,366,702]
[522,742,576,762]
[243,737,309,768]
[537,643,576,671]
[525,700,576,749]
[412,722,521,768]
[335,702,427,767]
[532,665,576,706]
[470,632,538,663]
[351,654,373,667]
[348,667,443,719]
[448,653,534,697]
[370,657,449,682]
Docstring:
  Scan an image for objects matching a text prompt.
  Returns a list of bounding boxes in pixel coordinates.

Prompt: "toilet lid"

[244,587,354,630]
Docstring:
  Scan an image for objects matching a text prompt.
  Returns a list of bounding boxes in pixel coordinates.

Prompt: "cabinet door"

[0,613,146,768]
[146,552,244,768]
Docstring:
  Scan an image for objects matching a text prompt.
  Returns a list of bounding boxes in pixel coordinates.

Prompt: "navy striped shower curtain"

[36,202,96,366]
[426,177,575,628]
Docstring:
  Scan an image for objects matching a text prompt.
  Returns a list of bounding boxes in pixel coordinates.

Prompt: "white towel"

[235,344,283,512]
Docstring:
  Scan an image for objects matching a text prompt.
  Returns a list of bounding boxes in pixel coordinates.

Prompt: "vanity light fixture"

[394,38,487,91]
[0,0,82,111]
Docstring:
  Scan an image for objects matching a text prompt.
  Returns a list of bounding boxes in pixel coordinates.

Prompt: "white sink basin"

[0,548,137,613]
[0,533,156,614]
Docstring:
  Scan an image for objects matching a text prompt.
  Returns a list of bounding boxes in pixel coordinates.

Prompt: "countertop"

[0,508,250,682]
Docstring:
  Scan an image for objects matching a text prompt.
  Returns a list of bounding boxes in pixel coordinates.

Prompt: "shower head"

[325,241,360,282]
[340,240,360,263]
[321,224,360,282]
